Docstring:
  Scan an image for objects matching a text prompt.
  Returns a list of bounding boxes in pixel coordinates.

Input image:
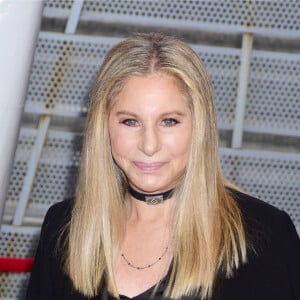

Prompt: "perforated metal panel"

[25,32,242,127]
[191,45,240,129]
[0,225,40,258]
[0,226,40,299]
[78,0,300,36]
[25,32,300,136]
[43,0,300,37]
[5,133,35,210]
[25,33,122,116]
[43,0,72,18]
[221,148,300,229]
[245,51,300,136]
[5,128,81,218]
[0,273,30,300]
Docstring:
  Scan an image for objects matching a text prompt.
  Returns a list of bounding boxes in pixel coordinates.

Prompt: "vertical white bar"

[0,0,44,227]
[10,0,85,226]
[231,32,253,148]
[13,116,51,226]
[65,0,85,34]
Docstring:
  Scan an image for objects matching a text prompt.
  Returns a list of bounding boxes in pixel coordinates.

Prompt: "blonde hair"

[66,33,247,299]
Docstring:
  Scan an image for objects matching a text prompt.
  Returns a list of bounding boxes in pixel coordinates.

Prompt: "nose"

[138,125,161,156]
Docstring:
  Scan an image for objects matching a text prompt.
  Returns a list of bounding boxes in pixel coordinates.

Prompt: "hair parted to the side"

[65,33,247,299]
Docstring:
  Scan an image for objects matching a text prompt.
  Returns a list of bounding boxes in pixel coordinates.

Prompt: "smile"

[133,161,165,172]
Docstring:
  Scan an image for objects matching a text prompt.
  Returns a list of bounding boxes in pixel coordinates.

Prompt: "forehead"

[111,74,189,109]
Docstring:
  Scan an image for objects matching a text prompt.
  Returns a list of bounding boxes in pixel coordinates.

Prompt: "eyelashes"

[162,118,179,127]
[121,119,138,127]
[120,118,179,127]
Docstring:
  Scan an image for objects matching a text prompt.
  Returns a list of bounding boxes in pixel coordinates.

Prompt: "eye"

[162,118,179,127]
[121,119,139,127]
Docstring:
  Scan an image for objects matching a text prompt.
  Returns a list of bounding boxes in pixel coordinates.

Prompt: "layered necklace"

[120,185,173,270]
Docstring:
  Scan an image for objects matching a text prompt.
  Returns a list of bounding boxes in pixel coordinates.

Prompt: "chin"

[131,182,171,194]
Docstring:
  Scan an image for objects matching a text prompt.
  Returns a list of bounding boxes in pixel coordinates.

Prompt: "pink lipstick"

[133,161,165,172]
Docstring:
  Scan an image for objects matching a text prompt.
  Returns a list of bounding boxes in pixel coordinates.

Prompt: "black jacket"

[26,191,300,299]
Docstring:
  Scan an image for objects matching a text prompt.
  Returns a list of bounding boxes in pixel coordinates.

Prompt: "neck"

[128,185,174,204]
[126,193,174,224]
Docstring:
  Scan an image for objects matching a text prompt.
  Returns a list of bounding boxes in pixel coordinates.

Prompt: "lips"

[133,161,165,172]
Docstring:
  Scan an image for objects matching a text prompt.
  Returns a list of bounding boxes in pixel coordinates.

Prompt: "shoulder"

[231,189,287,227]
[231,190,294,229]
[230,189,299,254]
[221,190,300,299]
[40,199,73,246]
[27,200,80,299]
[44,199,72,225]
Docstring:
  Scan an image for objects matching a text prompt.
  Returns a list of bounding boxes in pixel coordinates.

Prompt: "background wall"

[1,1,299,299]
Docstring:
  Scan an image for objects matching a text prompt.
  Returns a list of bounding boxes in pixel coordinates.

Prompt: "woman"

[26,33,300,300]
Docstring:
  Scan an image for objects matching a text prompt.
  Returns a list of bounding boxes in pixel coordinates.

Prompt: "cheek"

[109,131,133,160]
[108,122,122,157]
[166,131,192,159]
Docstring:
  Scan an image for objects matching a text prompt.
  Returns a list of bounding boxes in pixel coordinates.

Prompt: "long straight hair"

[65,33,247,299]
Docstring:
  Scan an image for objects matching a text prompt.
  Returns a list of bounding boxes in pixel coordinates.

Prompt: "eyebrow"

[115,110,138,117]
[114,110,186,117]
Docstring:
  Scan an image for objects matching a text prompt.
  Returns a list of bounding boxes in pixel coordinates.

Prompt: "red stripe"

[0,257,34,272]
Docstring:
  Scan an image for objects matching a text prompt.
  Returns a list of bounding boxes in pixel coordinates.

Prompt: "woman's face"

[108,74,193,194]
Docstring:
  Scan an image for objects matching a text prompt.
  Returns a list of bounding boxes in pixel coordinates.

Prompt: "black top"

[26,191,300,300]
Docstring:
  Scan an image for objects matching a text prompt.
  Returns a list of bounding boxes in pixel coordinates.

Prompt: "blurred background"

[0,0,299,299]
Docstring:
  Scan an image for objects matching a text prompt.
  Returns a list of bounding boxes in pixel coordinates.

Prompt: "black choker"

[128,185,174,205]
